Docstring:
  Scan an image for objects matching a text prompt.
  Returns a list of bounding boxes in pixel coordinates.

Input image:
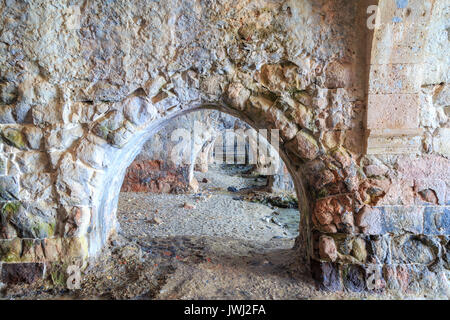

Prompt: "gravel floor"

[118,192,297,242]
[117,164,300,242]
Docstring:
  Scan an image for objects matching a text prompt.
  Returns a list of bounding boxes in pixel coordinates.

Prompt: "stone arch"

[0,2,369,273]
[66,97,314,261]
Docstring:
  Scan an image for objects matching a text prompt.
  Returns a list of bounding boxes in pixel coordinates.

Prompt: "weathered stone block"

[107,120,137,148]
[32,102,64,125]
[14,152,50,174]
[56,153,105,206]
[380,206,424,234]
[22,126,43,150]
[19,173,53,201]
[1,262,45,284]
[318,235,338,262]
[433,128,450,157]
[351,237,368,263]
[59,207,92,238]
[375,178,415,206]
[64,101,109,124]
[391,235,438,265]
[366,129,423,154]
[313,194,354,233]
[414,179,447,205]
[254,63,300,94]
[369,63,423,94]
[1,127,27,150]
[123,96,158,127]
[367,235,392,264]
[1,201,57,239]
[76,135,115,170]
[342,265,366,293]
[143,76,167,98]
[355,206,383,235]
[371,12,430,64]
[226,82,250,111]
[0,175,19,201]
[285,130,320,161]
[42,238,63,262]
[377,0,434,27]
[20,239,45,262]
[367,94,420,130]
[383,263,448,297]
[363,164,389,178]
[46,124,84,151]
[424,207,450,235]
[396,154,450,181]
[0,81,18,105]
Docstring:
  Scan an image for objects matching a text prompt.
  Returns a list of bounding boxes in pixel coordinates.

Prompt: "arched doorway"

[86,101,311,264]
[80,107,308,299]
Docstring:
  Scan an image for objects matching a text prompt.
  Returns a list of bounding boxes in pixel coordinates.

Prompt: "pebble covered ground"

[117,164,300,242]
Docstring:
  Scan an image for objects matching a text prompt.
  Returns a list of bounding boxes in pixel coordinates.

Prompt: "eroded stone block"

[1,262,45,284]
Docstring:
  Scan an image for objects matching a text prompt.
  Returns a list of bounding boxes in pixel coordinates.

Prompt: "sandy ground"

[0,165,421,300]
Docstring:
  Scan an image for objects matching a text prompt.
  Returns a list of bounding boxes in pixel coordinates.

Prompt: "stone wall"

[0,0,448,296]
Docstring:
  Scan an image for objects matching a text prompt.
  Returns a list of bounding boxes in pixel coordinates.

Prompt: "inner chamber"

[118,109,300,245]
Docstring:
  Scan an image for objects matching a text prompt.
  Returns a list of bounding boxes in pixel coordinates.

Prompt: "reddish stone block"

[319,235,338,262]
[121,160,189,193]
[313,194,354,233]
[285,130,320,161]
[1,263,45,284]
[396,155,450,181]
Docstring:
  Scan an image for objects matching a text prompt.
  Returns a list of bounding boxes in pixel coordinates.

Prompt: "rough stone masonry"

[0,0,448,297]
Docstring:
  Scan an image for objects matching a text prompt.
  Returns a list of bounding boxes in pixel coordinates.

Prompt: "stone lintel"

[366,128,423,155]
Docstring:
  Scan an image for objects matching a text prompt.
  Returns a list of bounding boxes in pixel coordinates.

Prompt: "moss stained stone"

[1,128,27,150]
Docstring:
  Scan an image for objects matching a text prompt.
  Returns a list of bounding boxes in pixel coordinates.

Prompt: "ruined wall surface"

[0,0,448,296]
[121,110,254,193]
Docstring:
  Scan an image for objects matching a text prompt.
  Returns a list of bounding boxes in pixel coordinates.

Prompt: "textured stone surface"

[121,160,188,193]
[343,265,366,293]
[0,0,448,295]
[311,260,342,292]
[1,263,44,284]
[319,235,338,262]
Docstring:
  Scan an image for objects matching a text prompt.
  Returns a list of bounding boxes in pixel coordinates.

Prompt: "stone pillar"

[366,0,434,154]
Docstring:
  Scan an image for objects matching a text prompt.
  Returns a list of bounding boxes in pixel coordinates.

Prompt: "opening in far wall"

[78,109,304,299]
